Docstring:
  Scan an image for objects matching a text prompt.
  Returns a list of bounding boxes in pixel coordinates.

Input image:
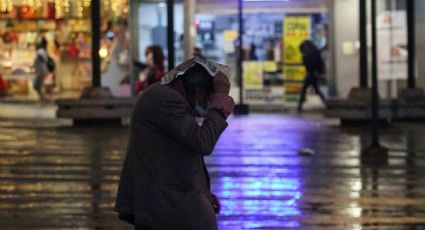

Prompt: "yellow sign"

[283,16,310,101]
[284,83,304,94]
[284,65,306,81]
[263,61,278,72]
[283,16,311,64]
[223,30,238,42]
[243,61,263,89]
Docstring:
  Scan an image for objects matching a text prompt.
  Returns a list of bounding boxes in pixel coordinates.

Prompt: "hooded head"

[180,64,213,117]
[160,56,231,116]
[299,40,319,56]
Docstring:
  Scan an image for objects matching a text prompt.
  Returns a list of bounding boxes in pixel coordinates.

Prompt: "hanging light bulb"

[83,0,90,7]
[55,0,64,18]
[64,0,70,14]
[6,0,12,12]
[99,47,109,59]
[77,0,83,18]
[0,0,6,13]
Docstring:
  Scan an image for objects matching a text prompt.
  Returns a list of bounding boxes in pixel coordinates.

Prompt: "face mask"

[194,100,208,117]
[195,117,204,126]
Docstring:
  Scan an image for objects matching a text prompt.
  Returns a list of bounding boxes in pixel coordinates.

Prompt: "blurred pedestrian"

[265,40,274,61]
[135,45,165,93]
[297,40,326,112]
[33,38,50,102]
[0,74,9,97]
[249,43,258,60]
[67,37,79,59]
[116,57,235,230]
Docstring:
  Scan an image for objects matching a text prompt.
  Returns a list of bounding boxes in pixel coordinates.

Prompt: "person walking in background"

[297,40,326,112]
[34,37,56,101]
[249,43,258,60]
[33,38,49,102]
[0,73,9,97]
[135,45,165,93]
[115,57,234,230]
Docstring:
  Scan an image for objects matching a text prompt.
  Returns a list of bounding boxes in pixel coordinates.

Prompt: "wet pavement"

[0,114,425,229]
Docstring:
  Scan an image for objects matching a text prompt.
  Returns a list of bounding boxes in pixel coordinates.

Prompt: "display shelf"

[0,18,89,21]
[1,30,91,33]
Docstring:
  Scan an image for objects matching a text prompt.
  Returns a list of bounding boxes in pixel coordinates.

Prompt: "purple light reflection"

[218,220,300,230]
[215,177,302,216]
[209,115,307,228]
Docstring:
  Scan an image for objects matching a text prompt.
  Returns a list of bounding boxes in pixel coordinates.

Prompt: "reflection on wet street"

[1,114,425,229]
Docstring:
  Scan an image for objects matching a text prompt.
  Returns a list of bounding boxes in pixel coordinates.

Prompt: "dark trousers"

[298,73,326,110]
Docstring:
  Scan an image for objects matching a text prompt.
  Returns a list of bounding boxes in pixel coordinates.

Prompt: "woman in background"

[135,45,165,93]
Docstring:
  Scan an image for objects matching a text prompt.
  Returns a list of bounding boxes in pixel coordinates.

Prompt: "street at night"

[1,114,425,229]
[1,0,425,229]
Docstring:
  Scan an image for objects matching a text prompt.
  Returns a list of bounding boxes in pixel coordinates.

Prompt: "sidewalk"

[0,92,78,126]
[0,90,80,103]
[0,102,74,127]
[0,102,57,119]
[0,91,326,125]
[0,101,324,120]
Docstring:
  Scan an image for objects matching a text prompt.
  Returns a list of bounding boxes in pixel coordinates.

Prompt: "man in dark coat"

[115,57,235,230]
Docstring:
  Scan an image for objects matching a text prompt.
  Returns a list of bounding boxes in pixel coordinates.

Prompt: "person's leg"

[37,87,46,102]
[298,75,311,112]
[312,77,326,103]
[33,78,45,102]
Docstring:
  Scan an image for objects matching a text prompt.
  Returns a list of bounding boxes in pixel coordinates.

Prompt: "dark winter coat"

[300,40,325,74]
[302,52,325,74]
[115,82,227,230]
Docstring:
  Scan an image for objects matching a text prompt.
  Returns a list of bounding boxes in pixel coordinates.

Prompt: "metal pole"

[238,0,244,105]
[183,0,196,61]
[359,0,368,88]
[167,0,175,70]
[233,0,249,115]
[91,0,101,87]
[370,0,379,147]
[129,0,139,96]
[407,0,416,89]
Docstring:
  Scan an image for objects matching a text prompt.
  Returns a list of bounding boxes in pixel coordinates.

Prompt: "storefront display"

[283,15,311,102]
[377,11,407,80]
[0,0,128,98]
[195,10,328,106]
[243,60,285,104]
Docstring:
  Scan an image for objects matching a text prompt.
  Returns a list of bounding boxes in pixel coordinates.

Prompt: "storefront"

[194,0,419,106]
[3,0,415,103]
[0,0,129,98]
[128,0,331,107]
[195,0,332,107]
[333,0,414,99]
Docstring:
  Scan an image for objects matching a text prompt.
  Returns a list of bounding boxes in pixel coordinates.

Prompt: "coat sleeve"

[156,93,228,155]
